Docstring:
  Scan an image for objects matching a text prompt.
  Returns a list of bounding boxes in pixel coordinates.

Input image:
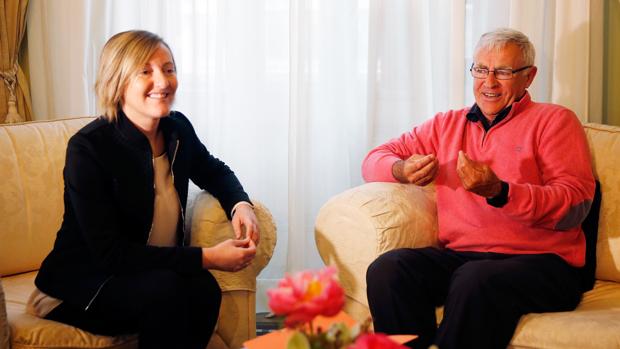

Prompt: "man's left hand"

[456,151,502,198]
[232,203,260,245]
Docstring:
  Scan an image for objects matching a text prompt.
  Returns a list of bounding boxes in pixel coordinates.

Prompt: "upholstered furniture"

[0,280,8,349]
[315,122,620,348]
[0,117,277,349]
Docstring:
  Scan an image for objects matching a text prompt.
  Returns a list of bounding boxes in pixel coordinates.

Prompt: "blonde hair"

[475,28,535,66]
[95,30,175,122]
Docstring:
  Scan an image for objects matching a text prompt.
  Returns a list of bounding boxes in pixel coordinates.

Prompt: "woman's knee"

[189,270,222,311]
[141,270,189,305]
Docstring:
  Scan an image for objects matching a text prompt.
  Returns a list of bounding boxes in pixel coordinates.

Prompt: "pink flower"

[267,266,345,327]
[348,333,409,349]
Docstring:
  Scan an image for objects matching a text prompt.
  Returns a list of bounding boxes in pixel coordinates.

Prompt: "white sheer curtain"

[27,0,601,311]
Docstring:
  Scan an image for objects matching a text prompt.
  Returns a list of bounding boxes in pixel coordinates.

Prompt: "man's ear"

[525,66,538,88]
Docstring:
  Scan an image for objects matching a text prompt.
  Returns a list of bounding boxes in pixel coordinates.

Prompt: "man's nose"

[483,71,500,87]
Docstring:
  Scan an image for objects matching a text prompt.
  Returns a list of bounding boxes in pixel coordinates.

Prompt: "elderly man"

[362,28,595,349]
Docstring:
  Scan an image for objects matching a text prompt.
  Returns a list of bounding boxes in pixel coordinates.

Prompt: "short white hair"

[474,28,535,66]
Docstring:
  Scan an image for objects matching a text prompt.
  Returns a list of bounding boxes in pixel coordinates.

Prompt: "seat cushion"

[510,280,620,349]
[4,272,137,349]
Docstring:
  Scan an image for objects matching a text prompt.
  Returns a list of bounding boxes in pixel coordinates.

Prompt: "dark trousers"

[366,247,582,349]
[46,269,221,349]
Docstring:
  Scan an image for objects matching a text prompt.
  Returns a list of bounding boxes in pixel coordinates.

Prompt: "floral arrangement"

[267,266,408,349]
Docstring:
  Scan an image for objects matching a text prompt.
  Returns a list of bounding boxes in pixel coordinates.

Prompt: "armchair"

[315,123,620,349]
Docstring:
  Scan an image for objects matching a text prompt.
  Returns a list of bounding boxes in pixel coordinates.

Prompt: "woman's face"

[121,44,178,124]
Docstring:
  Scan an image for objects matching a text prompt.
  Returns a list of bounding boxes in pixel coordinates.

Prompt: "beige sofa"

[0,117,277,349]
[315,122,620,349]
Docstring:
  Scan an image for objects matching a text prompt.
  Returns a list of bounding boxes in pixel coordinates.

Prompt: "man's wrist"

[486,181,509,207]
[391,160,406,183]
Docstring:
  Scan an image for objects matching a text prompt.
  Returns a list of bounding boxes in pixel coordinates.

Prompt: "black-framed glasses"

[470,64,532,80]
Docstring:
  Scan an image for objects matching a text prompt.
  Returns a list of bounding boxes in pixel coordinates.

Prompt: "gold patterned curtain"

[0,0,31,123]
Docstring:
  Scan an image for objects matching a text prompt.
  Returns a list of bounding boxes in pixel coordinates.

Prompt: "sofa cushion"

[4,272,137,349]
[0,118,94,277]
[583,123,620,283]
[510,280,620,349]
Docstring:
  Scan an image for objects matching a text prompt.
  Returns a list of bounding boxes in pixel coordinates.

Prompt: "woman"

[30,30,259,349]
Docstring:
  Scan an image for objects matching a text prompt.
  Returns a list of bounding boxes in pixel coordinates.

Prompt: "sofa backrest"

[583,123,620,283]
[0,117,94,277]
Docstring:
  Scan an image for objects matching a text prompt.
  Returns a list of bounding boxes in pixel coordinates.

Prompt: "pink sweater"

[362,93,595,266]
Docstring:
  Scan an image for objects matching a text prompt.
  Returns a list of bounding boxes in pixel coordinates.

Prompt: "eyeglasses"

[470,64,532,80]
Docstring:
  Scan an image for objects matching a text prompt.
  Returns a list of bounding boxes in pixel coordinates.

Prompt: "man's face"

[473,43,537,120]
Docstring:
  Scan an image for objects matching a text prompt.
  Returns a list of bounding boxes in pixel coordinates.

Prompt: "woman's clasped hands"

[201,203,260,272]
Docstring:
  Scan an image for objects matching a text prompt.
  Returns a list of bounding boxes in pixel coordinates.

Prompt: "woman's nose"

[153,69,170,88]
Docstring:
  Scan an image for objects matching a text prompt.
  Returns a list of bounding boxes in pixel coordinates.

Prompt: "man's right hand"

[201,237,257,272]
[392,154,439,186]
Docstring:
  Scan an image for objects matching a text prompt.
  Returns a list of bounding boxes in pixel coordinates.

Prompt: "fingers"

[203,237,259,272]
[404,154,438,185]
[233,235,251,247]
[234,222,259,245]
[414,157,439,185]
[235,239,256,271]
[455,151,501,197]
[233,237,256,258]
[407,153,435,169]
[457,150,470,165]
[232,204,260,244]
[232,216,243,240]
[246,223,260,245]
[456,151,472,182]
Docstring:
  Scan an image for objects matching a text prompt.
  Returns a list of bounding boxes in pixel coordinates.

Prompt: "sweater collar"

[466,91,533,127]
[114,110,176,152]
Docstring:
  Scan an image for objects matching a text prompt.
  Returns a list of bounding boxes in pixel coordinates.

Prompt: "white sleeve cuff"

[231,201,253,217]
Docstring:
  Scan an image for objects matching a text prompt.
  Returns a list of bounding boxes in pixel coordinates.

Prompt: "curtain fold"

[551,0,592,122]
[0,0,32,123]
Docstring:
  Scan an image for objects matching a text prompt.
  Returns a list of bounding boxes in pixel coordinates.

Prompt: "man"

[363,28,595,349]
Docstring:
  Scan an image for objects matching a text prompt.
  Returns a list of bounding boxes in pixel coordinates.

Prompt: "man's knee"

[367,249,417,289]
[450,260,506,296]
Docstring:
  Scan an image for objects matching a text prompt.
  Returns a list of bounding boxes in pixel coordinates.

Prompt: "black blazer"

[35,110,250,310]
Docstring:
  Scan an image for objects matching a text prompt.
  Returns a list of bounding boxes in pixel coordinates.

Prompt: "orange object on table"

[243,311,416,349]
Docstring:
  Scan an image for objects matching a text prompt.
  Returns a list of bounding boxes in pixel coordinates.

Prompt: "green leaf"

[326,322,352,344]
[287,331,311,349]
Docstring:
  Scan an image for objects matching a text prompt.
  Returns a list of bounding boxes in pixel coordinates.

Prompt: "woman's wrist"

[201,247,214,269]
[231,201,253,217]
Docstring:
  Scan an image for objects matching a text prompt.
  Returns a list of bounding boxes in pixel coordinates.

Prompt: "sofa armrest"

[315,182,438,310]
[188,192,277,292]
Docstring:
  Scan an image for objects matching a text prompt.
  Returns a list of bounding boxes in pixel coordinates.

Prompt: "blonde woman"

[31,30,259,349]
